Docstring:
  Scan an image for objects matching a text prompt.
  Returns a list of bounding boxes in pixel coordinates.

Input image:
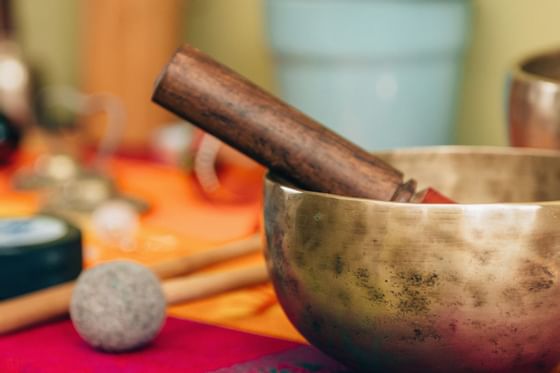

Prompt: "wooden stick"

[163,264,268,305]
[150,234,261,279]
[0,282,75,334]
[152,44,416,202]
[0,234,261,334]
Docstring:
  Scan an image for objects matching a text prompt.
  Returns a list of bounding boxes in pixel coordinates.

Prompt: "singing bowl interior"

[264,146,560,372]
[517,49,560,84]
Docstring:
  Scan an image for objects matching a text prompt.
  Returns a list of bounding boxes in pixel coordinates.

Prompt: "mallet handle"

[163,264,268,305]
[0,282,74,334]
[150,234,261,279]
[152,44,415,202]
[0,234,261,334]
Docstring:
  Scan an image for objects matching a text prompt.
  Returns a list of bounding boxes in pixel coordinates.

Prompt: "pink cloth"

[0,317,295,372]
[0,317,346,372]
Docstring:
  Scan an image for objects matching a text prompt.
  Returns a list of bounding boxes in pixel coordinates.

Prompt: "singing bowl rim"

[266,145,560,206]
[511,47,560,86]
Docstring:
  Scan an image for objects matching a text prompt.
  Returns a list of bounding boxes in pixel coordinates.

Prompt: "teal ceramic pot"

[264,0,471,150]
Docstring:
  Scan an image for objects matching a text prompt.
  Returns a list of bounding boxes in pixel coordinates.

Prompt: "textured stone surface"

[70,261,166,352]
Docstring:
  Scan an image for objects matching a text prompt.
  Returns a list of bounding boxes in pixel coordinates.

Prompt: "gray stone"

[70,260,166,352]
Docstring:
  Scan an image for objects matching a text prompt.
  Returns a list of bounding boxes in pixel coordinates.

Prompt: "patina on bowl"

[264,146,560,372]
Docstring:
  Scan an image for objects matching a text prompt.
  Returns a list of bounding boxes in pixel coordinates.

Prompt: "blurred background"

[3,0,560,341]
[0,0,558,214]
[8,0,560,153]
[6,1,560,367]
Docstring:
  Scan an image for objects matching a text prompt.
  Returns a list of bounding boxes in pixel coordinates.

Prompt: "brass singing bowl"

[264,146,560,372]
[509,48,560,149]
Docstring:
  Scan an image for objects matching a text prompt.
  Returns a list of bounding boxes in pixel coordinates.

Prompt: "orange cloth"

[0,155,304,343]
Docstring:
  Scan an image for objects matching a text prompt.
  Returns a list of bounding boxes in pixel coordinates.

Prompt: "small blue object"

[265,0,471,150]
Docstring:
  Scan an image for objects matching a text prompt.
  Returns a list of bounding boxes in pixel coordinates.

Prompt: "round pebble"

[70,261,166,352]
[91,200,139,251]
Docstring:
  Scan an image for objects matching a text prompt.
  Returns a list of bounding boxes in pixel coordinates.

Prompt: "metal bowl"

[264,146,560,372]
[509,48,560,149]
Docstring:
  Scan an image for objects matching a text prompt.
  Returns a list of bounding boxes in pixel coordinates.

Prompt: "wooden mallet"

[152,44,454,204]
[0,234,264,335]
[70,260,268,352]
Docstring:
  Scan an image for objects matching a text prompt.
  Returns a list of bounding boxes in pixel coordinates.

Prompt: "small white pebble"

[91,200,139,250]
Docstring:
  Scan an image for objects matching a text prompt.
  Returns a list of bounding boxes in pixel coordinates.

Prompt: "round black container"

[0,214,82,299]
[0,112,21,165]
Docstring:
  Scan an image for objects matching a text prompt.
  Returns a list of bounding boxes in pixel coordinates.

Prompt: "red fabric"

[0,317,300,372]
[420,187,456,204]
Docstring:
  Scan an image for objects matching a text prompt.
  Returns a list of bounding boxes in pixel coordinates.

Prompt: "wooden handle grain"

[0,234,261,334]
[163,264,269,305]
[152,44,415,201]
